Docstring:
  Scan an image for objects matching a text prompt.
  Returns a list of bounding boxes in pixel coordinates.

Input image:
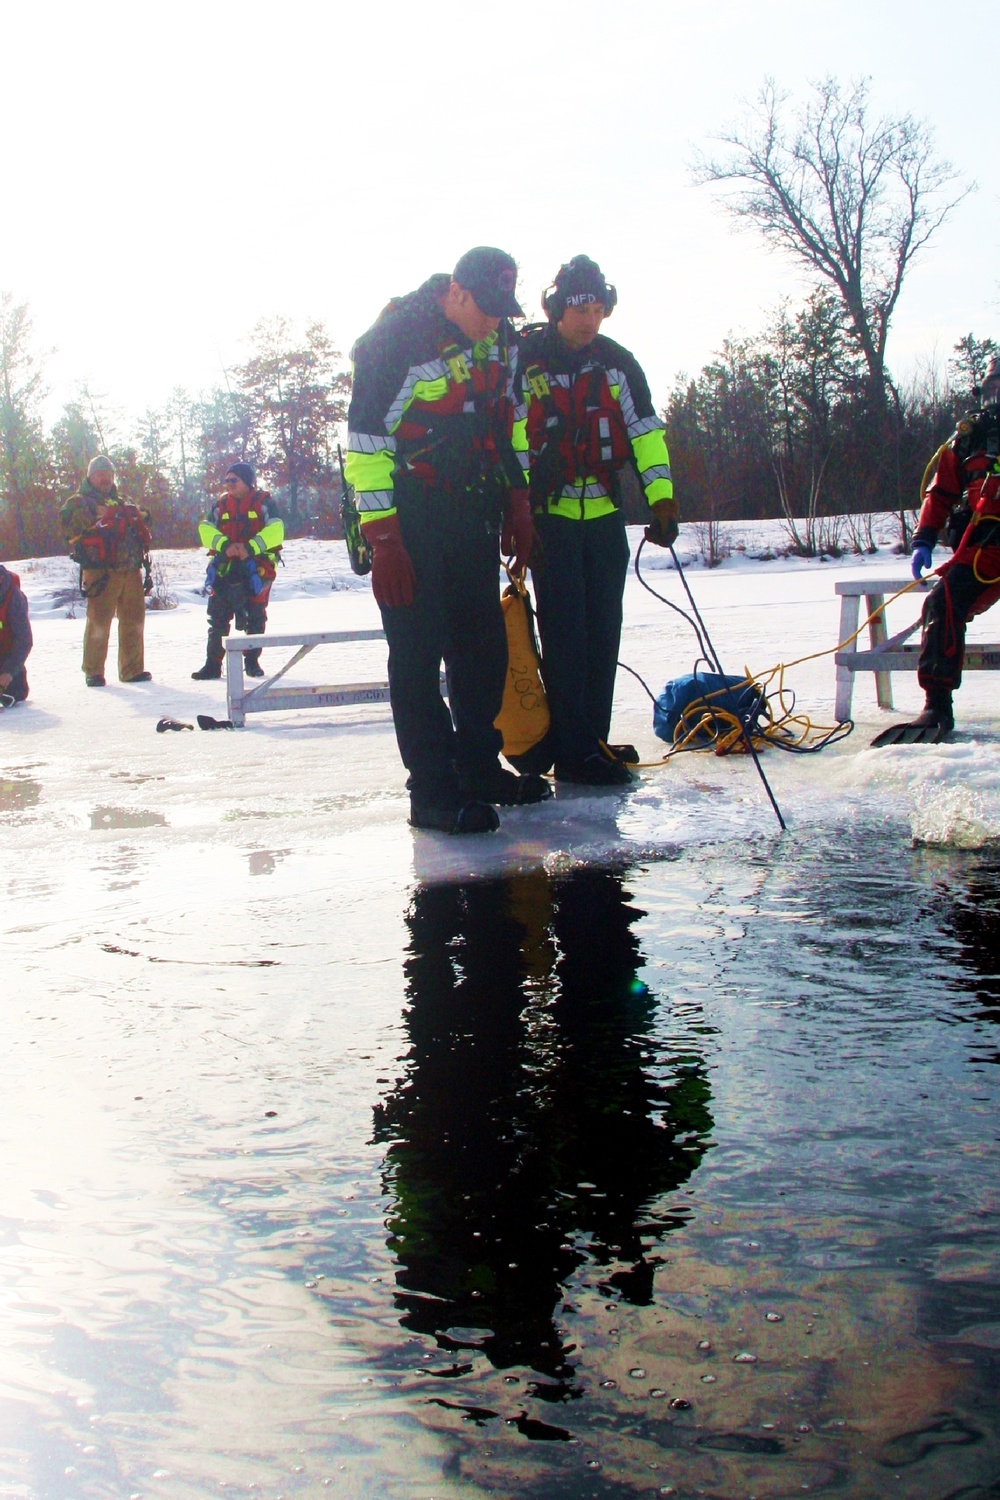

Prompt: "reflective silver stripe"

[638,464,673,483]
[347,432,396,453]
[611,370,638,429]
[630,414,664,437]
[356,490,394,512]
[517,451,530,475]
[384,357,449,432]
[560,481,610,499]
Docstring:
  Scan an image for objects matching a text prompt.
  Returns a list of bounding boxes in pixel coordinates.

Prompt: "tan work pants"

[82,569,146,680]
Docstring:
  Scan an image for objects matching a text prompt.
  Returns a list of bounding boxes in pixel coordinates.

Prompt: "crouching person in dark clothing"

[192,463,284,680]
[0,565,32,706]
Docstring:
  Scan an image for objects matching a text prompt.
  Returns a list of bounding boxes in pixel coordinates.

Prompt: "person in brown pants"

[60,456,153,686]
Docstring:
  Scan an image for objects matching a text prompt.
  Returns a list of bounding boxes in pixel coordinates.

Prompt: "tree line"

[0,77,981,563]
[0,299,351,558]
[661,308,995,561]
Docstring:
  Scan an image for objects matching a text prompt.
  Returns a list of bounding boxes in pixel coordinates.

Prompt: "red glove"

[501,488,534,575]
[361,513,416,608]
[644,496,680,549]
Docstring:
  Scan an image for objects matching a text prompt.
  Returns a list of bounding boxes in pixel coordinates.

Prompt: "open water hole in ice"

[2,821,999,1499]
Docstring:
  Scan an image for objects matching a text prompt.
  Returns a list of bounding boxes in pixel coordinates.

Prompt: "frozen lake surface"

[2,527,999,1497]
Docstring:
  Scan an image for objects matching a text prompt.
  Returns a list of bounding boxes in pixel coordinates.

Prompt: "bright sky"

[3,0,996,426]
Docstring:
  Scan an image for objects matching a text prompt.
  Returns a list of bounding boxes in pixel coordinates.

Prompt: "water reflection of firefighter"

[372,867,713,1385]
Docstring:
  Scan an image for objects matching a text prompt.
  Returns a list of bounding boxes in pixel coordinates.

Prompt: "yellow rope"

[625,572,936,770]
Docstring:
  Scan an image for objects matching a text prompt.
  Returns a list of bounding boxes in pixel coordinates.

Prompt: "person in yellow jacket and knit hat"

[513,256,678,785]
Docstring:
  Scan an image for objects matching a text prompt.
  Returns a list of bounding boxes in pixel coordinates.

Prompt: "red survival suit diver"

[910,357,1000,736]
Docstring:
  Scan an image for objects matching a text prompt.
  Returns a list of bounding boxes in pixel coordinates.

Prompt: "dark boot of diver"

[871,688,954,747]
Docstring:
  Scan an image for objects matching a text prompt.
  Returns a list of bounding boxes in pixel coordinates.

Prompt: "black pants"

[382,495,507,805]
[526,510,631,770]
[206,574,267,668]
[0,659,28,702]
[918,562,1000,692]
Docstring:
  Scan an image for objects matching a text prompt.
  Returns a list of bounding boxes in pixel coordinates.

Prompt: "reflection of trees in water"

[372,866,713,1386]
[942,855,1000,1067]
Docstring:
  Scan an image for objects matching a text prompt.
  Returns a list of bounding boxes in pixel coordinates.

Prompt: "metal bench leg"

[834,593,860,722]
[226,649,245,727]
[865,592,893,711]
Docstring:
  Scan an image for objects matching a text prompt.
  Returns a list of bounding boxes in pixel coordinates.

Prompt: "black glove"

[644,497,680,549]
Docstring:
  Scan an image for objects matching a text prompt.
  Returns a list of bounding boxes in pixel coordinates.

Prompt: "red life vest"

[217,490,268,543]
[523,358,632,499]
[394,337,516,493]
[215,490,277,580]
[71,503,152,569]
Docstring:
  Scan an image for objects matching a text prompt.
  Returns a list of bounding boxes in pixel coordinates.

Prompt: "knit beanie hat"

[543,256,617,321]
[87,455,115,478]
[225,462,255,489]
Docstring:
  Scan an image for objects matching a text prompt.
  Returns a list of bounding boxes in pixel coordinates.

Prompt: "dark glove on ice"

[911,544,934,580]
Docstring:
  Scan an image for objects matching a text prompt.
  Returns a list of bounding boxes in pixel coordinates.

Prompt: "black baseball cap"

[453,246,524,318]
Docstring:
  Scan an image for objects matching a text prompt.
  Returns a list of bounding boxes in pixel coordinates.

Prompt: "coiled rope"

[615,544,932,765]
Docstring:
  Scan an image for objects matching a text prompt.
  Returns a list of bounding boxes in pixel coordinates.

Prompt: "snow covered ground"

[4,519,1000,875]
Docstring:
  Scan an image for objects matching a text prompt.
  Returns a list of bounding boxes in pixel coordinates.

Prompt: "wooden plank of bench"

[837,644,1000,671]
[224,628,388,726]
[833,577,932,719]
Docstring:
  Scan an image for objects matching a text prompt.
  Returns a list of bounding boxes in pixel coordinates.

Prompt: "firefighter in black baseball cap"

[344,248,550,834]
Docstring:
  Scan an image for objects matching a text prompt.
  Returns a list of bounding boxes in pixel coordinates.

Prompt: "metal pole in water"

[669,546,787,833]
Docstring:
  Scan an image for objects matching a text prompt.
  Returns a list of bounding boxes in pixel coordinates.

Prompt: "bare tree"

[696,78,969,408]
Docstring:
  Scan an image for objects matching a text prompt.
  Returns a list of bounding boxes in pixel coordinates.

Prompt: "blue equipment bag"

[654,672,766,746]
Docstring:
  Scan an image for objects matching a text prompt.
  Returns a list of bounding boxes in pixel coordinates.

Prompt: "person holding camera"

[191,463,284,681]
[59,455,152,687]
[910,357,1000,735]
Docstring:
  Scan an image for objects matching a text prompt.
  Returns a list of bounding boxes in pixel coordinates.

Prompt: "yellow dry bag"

[494,573,550,757]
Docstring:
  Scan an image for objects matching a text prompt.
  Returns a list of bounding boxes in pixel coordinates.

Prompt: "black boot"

[193,625,226,680]
[461,764,552,806]
[244,649,265,678]
[409,796,500,834]
[191,660,223,680]
[911,688,955,734]
[554,752,633,786]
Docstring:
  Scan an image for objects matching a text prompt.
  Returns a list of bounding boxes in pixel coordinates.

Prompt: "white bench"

[225,629,390,727]
[833,575,1000,720]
